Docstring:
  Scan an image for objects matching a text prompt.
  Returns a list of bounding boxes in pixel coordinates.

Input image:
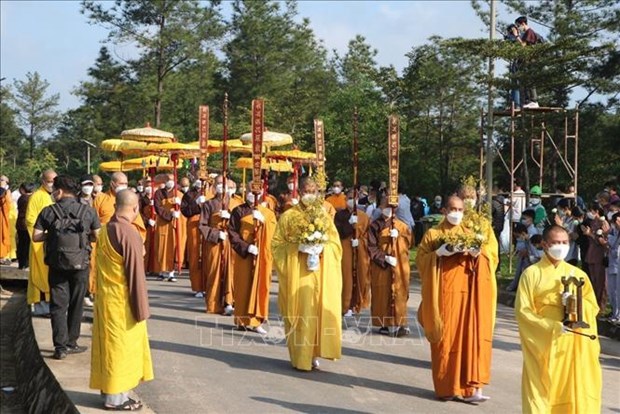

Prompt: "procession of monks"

[11,167,603,412]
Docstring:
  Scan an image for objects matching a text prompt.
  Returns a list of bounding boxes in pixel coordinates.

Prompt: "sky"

[1,1,514,112]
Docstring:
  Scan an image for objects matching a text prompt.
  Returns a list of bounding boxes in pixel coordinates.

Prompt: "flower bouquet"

[438,209,488,254]
[291,196,331,271]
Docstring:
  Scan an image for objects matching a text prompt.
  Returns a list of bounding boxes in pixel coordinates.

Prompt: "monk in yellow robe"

[198,176,242,314]
[25,169,56,311]
[0,176,11,262]
[416,195,498,401]
[334,190,371,315]
[229,187,277,333]
[273,177,342,371]
[516,225,601,414]
[182,178,211,296]
[90,190,153,411]
[153,173,186,281]
[367,199,412,336]
[93,172,146,293]
[325,180,346,211]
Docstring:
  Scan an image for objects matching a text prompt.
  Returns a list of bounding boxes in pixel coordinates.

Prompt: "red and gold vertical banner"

[314,119,326,190]
[388,115,400,207]
[198,105,209,178]
[251,99,264,194]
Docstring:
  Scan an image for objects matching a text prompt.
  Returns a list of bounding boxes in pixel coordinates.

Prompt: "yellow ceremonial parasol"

[235,157,292,172]
[266,149,317,163]
[239,130,293,149]
[98,156,183,172]
[120,123,175,143]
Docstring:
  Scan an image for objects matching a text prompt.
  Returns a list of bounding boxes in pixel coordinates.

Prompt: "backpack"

[44,203,90,270]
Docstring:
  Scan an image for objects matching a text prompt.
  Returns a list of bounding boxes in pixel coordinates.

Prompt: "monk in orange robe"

[334,190,371,315]
[0,176,11,262]
[182,178,212,296]
[198,176,242,314]
[153,173,186,282]
[416,195,498,402]
[139,178,157,274]
[228,187,277,333]
[279,175,299,215]
[325,180,346,211]
[367,198,412,337]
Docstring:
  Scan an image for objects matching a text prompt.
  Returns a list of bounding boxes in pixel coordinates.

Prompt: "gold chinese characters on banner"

[251,99,264,194]
[388,115,399,207]
[199,105,209,178]
[314,119,326,190]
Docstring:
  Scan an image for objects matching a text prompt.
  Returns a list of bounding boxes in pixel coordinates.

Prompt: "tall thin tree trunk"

[29,124,34,159]
[155,9,166,128]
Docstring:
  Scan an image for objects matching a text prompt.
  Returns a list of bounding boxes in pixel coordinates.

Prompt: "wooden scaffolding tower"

[479,103,580,272]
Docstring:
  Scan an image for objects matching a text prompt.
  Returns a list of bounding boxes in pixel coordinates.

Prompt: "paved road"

[134,273,620,414]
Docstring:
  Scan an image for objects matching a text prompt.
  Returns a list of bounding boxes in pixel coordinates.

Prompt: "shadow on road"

[149,339,438,400]
[251,396,373,413]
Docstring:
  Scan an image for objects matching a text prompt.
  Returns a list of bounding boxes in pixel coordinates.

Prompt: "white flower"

[552,208,558,214]
[307,233,316,241]
[313,231,322,240]
[475,234,485,241]
[321,234,328,241]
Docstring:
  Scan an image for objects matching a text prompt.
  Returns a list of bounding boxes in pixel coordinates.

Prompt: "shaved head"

[116,189,139,208]
[299,177,318,194]
[111,172,127,184]
[41,169,57,184]
[445,195,464,211]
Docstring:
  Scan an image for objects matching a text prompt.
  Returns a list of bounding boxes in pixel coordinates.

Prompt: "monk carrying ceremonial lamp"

[416,178,498,402]
[516,224,601,413]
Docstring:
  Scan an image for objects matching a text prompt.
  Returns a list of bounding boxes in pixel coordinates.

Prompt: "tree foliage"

[1,0,618,201]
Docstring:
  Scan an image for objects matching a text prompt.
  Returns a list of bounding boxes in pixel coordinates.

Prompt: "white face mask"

[382,207,393,218]
[546,243,570,261]
[181,186,189,193]
[145,187,152,195]
[227,187,237,196]
[44,183,54,193]
[301,193,317,205]
[165,180,175,190]
[607,211,616,221]
[81,185,93,195]
[94,184,103,193]
[530,197,541,205]
[136,185,144,193]
[333,186,342,195]
[193,180,202,189]
[0,183,8,190]
[115,184,128,192]
[346,199,355,209]
[464,199,476,209]
[246,192,261,205]
[215,184,224,194]
[287,183,295,191]
[446,211,464,225]
[586,212,595,220]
